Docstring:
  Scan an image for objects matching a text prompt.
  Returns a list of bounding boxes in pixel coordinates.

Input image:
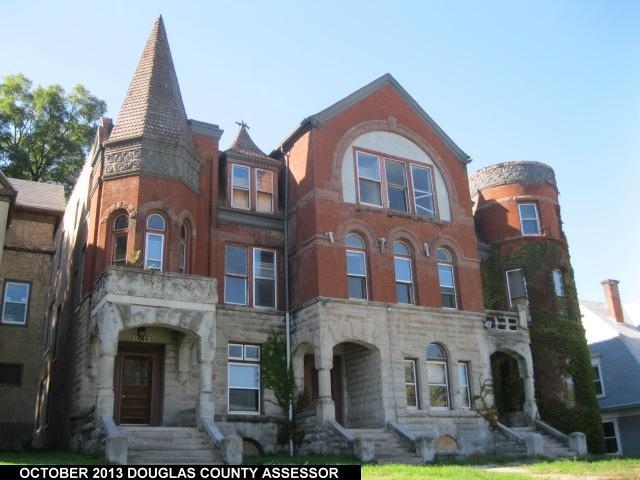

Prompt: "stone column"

[315,350,335,425]
[197,337,215,424]
[522,374,538,424]
[95,340,118,424]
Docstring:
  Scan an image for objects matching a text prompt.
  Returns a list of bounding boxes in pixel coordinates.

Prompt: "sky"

[2,0,638,303]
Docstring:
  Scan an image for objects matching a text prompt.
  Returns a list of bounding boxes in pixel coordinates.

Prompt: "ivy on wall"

[481,239,605,453]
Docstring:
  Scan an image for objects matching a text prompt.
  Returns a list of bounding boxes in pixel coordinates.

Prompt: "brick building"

[0,172,65,450]
[35,17,592,463]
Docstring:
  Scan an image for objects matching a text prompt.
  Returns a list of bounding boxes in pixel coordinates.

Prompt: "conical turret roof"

[227,122,268,158]
[108,16,193,146]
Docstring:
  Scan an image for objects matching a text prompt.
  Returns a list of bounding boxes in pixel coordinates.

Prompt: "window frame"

[144,214,166,271]
[506,268,528,309]
[224,245,249,306]
[592,357,605,398]
[231,164,251,210]
[602,419,622,455]
[227,343,261,415]
[404,359,419,409]
[355,151,383,208]
[178,223,190,275]
[437,248,458,309]
[393,241,414,304]
[552,269,564,297]
[458,362,472,409]
[255,168,274,214]
[427,343,450,410]
[253,248,277,309]
[385,158,409,213]
[518,202,541,236]
[410,164,437,219]
[1,280,31,326]
[345,234,368,300]
[111,213,129,266]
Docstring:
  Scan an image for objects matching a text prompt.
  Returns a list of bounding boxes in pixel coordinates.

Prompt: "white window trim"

[253,248,277,309]
[1,281,30,325]
[518,202,541,236]
[438,262,457,309]
[410,164,436,219]
[227,362,261,415]
[255,168,274,214]
[427,359,450,410]
[458,362,472,410]
[224,246,248,306]
[346,249,368,300]
[231,164,251,210]
[506,268,528,309]
[385,158,410,213]
[394,256,414,304]
[355,151,383,208]
[602,418,622,455]
[404,359,419,409]
[144,232,164,271]
[592,357,606,398]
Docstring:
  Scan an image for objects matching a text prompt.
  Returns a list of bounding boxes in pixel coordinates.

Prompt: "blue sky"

[2,0,638,303]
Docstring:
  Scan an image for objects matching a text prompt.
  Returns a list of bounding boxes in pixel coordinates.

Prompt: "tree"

[0,74,106,194]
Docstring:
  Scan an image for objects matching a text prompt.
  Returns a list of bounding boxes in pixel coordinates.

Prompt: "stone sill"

[215,414,287,424]
[217,304,284,317]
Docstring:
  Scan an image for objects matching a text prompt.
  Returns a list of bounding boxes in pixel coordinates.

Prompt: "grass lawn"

[0,451,106,465]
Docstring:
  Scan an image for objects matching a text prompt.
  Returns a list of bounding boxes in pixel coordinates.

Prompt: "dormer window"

[256,169,273,213]
[232,165,251,209]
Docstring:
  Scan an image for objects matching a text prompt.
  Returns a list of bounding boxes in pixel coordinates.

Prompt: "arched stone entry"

[332,341,383,429]
[491,351,526,425]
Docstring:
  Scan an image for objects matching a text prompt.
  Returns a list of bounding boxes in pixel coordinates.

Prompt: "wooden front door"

[114,343,163,425]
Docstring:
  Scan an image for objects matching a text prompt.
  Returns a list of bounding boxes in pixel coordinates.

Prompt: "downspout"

[281,147,293,456]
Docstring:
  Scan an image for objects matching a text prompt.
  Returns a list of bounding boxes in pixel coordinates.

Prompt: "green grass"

[0,451,106,465]
[362,464,529,479]
[526,456,640,475]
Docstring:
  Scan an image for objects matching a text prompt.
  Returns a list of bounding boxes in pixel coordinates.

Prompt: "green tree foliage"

[0,74,106,194]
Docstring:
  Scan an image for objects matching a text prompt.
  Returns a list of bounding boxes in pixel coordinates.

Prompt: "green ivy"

[480,239,605,453]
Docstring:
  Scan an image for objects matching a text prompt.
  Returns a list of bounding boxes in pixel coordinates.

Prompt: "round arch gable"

[330,120,459,220]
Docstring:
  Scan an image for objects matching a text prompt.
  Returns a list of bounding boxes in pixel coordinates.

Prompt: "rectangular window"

[225,246,248,305]
[506,269,527,309]
[458,362,471,409]
[144,233,164,271]
[255,169,273,213]
[385,159,408,212]
[228,343,260,414]
[346,250,367,299]
[253,249,276,308]
[518,203,541,236]
[427,360,449,409]
[232,164,251,209]
[394,257,414,304]
[411,165,435,219]
[438,264,457,308]
[552,269,564,296]
[404,359,418,408]
[1,281,30,325]
[0,363,23,386]
[592,358,605,397]
[178,242,186,274]
[602,421,620,454]
[113,234,127,266]
[356,152,382,206]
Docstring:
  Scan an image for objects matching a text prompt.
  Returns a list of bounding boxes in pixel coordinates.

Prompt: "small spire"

[228,121,267,157]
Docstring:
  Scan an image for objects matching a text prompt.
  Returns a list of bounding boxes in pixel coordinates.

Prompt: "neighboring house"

[581,280,640,455]
[0,172,65,450]
[33,16,591,463]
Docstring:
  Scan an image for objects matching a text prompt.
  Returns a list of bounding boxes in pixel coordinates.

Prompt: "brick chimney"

[601,279,625,323]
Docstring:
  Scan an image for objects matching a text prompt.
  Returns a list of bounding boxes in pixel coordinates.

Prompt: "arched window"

[427,343,449,409]
[393,241,414,304]
[345,233,367,300]
[437,247,457,309]
[178,223,189,274]
[111,213,128,266]
[144,214,166,271]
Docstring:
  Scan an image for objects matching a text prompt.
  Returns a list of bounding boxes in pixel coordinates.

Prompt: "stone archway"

[491,351,524,423]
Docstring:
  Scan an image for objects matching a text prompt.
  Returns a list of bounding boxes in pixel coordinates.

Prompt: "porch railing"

[102,416,127,465]
[484,305,528,332]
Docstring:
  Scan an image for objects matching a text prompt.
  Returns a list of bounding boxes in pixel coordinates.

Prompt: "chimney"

[601,279,625,323]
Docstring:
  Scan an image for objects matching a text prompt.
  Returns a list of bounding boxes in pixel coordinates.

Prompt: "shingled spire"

[228,122,268,157]
[109,16,192,144]
[104,16,202,192]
